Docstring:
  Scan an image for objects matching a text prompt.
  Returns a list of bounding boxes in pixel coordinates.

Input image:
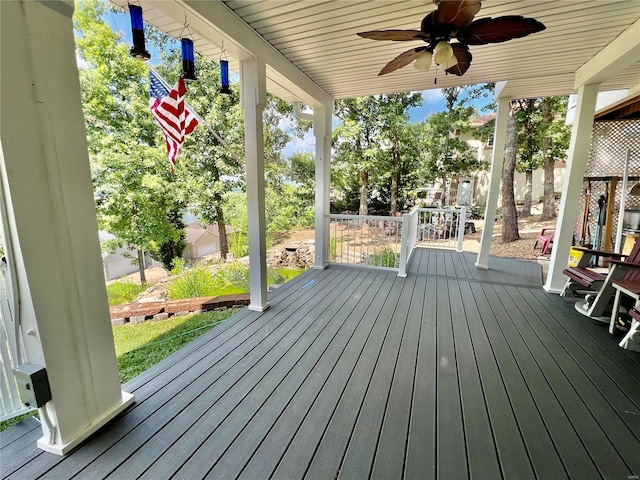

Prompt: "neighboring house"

[183,222,233,262]
[455,112,566,207]
[99,231,155,281]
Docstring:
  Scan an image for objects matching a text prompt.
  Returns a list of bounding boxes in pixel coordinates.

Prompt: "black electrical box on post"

[14,363,52,408]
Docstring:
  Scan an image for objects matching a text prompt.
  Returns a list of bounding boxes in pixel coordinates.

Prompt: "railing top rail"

[418,207,465,213]
[328,213,403,222]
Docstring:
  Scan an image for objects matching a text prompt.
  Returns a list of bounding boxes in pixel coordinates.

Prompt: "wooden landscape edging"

[109,294,250,326]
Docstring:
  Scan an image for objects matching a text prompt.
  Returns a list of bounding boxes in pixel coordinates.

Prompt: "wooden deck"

[2,250,639,479]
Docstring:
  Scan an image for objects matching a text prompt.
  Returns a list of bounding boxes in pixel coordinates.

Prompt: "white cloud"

[277,116,295,131]
[283,130,316,157]
[421,88,443,103]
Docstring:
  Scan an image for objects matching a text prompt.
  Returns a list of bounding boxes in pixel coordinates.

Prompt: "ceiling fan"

[357,0,545,79]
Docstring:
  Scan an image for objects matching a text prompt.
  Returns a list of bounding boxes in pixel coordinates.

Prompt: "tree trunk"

[541,150,556,220]
[390,143,400,213]
[390,172,398,214]
[502,108,520,242]
[359,170,369,215]
[137,248,147,284]
[215,195,228,261]
[441,175,448,207]
[541,99,557,220]
[521,170,533,217]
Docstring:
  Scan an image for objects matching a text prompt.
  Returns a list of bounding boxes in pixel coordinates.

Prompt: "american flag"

[149,70,198,170]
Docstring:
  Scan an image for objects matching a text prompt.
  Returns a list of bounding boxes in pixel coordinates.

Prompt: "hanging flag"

[149,70,198,170]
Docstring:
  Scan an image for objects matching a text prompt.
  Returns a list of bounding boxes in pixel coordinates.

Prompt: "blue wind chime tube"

[219,59,232,96]
[181,38,197,82]
[128,5,150,61]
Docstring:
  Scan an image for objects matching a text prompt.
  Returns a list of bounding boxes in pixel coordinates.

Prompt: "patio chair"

[621,307,640,351]
[570,240,640,321]
[534,227,555,255]
[561,238,640,298]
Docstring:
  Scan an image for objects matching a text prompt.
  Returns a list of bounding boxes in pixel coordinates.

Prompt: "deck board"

[448,279,502,480]
[3,249,639,480]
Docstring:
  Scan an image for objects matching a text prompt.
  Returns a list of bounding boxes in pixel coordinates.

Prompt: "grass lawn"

[114,310,235,383]
[106,280,147,306]
[0,309,236,432]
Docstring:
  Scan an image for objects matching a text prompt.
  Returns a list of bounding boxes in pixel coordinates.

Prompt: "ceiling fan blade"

[446,43,472,76]
[357,30,426,41]
[433,0,481,29]
[420,12,436,35]
[456,16,546,45]
[379,47,428,76]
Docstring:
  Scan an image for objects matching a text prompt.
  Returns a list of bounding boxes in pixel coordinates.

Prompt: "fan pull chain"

[434,64,439,84]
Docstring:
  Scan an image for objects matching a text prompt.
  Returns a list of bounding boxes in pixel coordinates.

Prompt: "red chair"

[534,227,555,255]
[562,239,640,299]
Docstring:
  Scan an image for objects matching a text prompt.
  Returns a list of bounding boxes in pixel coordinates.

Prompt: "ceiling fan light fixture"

[433,41,453,65]
[413,51,433,72]
[440,53,459,70]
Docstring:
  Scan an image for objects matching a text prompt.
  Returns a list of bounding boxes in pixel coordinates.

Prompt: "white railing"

[0,260,29,421]
[328,214,404,270]
[416,207,467,252]
[328,206,467,277]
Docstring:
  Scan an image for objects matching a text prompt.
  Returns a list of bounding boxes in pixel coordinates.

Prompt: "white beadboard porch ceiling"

[111,0,640,103]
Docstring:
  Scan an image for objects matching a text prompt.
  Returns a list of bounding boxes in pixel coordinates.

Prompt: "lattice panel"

[575,120,640,246]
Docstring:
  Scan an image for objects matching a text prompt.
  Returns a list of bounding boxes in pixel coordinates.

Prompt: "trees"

[539,97,570,220]
[514,99,541,217]
[501,105,520,242]
[75,0,186,280]
[333,94,421,215]
[417,86,489,206]
[375,93,423,213]
[513,97,570,218]
[159,56,244,262]
[500,96,569,241]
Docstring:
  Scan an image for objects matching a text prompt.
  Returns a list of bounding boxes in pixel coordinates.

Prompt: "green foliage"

[369,249,399,268]
[167,260,303,299]
[167,262,218,299]
[289,151,316,204]
[0,412,38,433]
[228,231,249,259]
[467,205,485,220]
[332,93,423,214]
[106,280,146,306]
[415,86,490,198]
[75,0,186,272]
[514,96,571,173]
[329,236,338,261]
[113,310,234,383]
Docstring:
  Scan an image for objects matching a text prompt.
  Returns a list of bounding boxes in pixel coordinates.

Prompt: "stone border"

[109,294,250,326]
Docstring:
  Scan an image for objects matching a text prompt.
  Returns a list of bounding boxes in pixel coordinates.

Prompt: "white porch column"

[476,96,510,269]
[240,57,269,311]
[545,83,599,293]
[314,101,334,268]
[0,1,133,455]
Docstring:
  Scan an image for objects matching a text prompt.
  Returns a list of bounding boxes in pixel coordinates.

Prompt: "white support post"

[397,213,410,277]
[240,57,269,311]
[0,1,133,455]
[476,96,510,269]
[457,207,466,253]
[314,101,333,269]
[545,83,599,293]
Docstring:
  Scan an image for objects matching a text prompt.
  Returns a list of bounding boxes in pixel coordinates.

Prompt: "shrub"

[369,249,399,268]
[167,263,217,299]
[106,280,146,306]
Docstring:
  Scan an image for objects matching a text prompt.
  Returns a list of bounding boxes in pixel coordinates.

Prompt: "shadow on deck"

[2,250,639,479]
